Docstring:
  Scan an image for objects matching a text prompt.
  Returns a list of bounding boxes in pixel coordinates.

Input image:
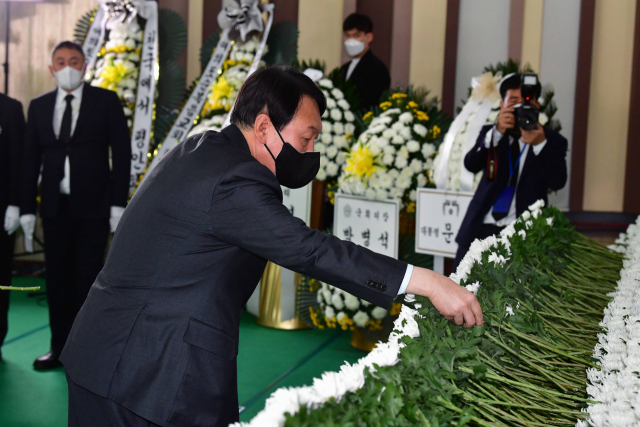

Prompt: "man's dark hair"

[50,41,85,64]
[500,73,542,100]
[231,66,327,131]
[343,13,373,33]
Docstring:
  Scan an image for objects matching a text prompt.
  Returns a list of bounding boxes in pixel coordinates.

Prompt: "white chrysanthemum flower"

[326,98,337,109]
[388,169,400,178]
[413,124,428,137]
[383,145,396,156]
[315,142,326,154]
[330,109,342,121]
[406,140,420,153]
[400,167,413,177]
[399,112,414,124]
[336,311,347,322]
[369,145,382,156]
[538,112,549,126]
[326,146,338,159]
[333,122,344,135]
[331,88,344,99]
[392,134,405,145]
[410,158,423,173]
[321,121,332,133]
[394,156,408,169]
[546,217,554,226]
[365,188,377,201]
[353,311,370,327]
[321,133,333,144]
[338,99,350,110]
[318,78,333,89]
[320,155,329,168]
[400,127,413,140]
[333,135,347,148]
[382,154,395,166]
[397,147,409,159]
[376,137,390,149]
[316,168,327,181]
[344,294,360,310]
[345,123,356,135]
[382,129,395,139]
[421,143,436,158]
[378,173,393,189]
[372,307,387,320]
[417,174,427,187]
[395,175,411,190]
[380,108,402,117]
[322,109,329,119]
[409,190,417,201]
[336,152,346,165]
[324,306,335,319]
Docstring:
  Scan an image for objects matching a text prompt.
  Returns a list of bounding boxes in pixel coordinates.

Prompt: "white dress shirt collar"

[56,82,84,105]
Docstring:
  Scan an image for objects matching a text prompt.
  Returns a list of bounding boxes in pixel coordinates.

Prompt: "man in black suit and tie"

[20,41,131,370]
[61,66,483,427]
[454,73,568,268]
[0,93,26,360]
[340,13,391,110]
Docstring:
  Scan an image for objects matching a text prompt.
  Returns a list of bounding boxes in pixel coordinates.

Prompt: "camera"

[507,73,540,138]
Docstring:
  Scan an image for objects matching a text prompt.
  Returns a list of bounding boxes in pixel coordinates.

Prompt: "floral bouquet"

[85,21,144,128]
[309,279,402,332]
[338,88,450,208]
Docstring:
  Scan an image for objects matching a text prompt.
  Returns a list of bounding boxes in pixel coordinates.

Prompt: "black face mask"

[264,125,320,189]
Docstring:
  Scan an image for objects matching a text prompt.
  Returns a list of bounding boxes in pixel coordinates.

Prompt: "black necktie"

[59,94,74,144]
[492,140,522,221]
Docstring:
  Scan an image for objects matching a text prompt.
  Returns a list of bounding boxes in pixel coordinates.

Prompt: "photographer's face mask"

[264,124,320,189]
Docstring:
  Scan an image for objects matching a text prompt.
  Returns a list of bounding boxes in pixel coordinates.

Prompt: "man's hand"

[520,123,546,145]
[496,107,515,134]
[19,214,36,253]
[4,205,20,235]
[406,267,483,327]
[110,206,125,233]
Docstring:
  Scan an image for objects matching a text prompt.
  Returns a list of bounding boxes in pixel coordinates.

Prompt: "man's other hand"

[496,107,515,134]
[520,124,546,146]
[406,267,483,327]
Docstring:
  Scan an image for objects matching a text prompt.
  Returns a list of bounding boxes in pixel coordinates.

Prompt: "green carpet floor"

[0,276,364,426]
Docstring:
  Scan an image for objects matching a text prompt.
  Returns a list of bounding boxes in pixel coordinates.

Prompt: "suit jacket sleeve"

[210,161,407,308]
[107,91,132,207]
[8,100,25,206]
[20,101,43,215]
[464,126,493,173]
[535,129,568,191]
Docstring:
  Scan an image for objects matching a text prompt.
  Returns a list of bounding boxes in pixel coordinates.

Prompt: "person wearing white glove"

[19,41,131,370]
[0,92,26,360]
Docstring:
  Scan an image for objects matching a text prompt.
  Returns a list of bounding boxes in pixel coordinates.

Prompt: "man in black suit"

[20,41,131,370]
[340,13,391,110]
[0,93,26,360]
[454,73,568,268]
[61,66,483,427]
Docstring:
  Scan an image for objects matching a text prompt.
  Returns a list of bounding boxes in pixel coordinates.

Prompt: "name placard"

[333,194,401,259]
[281,184,312,225]
[415,188,474,257]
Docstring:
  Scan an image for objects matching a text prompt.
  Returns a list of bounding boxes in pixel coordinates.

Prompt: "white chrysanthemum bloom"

[391,121,404,131]
[326,162,338,176]
[326,98,337,109]
[333,135,347,148]
[371,115,394,125]
[364,188,377,201]
[345,123,356,134]
[382,129,395,139]
[521,211,531,221]
[417,175,427,187]
[336,311,347,322]
[413,124,428,137]
[421,143,436,158]
[395,175,411,190]
[409,190,417,202]
[546,217,554,226]
[369,145,382,157]
[353,311,370,327]
[123,107,133,117]
[376,137,390,149]
[333,122,344,135]
[335,152,346,165]
[410,158,423,173]
[388,169,400,178]
[382,153,395,166]
[380,108,402,117]
[400,127,413,140]
[344,294,360,310]
[538,112,549,126]
[318,78,333,89]
[321,121,332,133]
[326,145,338,159]
[400,167,413,177]
[321,133,333,144]
[406,140,420,153]
[321,89,330,99]
[392,134,405,145]
[378,173,393,189]
[371,307,388,320]
[394,156,408,169]
[337,99,350,110]
[331,88,344,99]
[320,155,329,168]
[322,109,329,119]
[465,281,480,295]
[330,109,342,121]
[324,306,336,319]
[397,147,410,159]
[399,111,414,124]
[315,142,326,154]
[518,229,526,239]
[316,168,327,182]
[375,188,389,201]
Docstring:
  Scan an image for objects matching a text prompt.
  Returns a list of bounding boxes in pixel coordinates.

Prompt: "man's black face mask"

[264,124,320,189]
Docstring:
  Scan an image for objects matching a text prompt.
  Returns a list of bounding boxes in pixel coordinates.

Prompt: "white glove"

[4,205,20,235]
[110,206,125,233]
[19,214,36,253]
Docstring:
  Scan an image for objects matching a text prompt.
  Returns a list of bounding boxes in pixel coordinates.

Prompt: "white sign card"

[333,194,401,259]
[281,184,312,225]
[415,188,474,257]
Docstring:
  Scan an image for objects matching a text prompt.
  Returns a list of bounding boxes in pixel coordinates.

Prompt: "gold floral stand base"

[350,314,398,352]
[256,261,309,330]
[350,327,378,352]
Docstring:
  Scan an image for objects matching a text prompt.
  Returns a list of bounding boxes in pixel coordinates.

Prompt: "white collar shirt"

[346,58,361,81]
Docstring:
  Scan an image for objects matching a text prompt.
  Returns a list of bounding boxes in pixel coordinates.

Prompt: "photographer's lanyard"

[508,142,527,187]
[492,140,527,219]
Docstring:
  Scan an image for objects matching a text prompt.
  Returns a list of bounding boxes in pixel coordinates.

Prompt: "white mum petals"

[392,134,405,145]
[326,98,337,109]
[399,112,414,123]
[333,122,344,135]
[344,111,355,123]
[413,124,428,137]
[421,143,436,158]
[518,229,527,239]
[330,108,342,121]
[331,88,344,100]
[345,123,356,134]
[407,140,420,153]
[353,311,370,327]
[318,78,333,89]
[371,307,388,320]
[321,121,332,133]
[582,217,640,426]
[465,281,480,295]
[324,306,335,319]
[382,129,395,139]
[521,211,531,221]
[380,108,402,117]
[338,99,350,110]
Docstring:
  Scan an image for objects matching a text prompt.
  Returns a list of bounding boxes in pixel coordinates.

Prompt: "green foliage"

[200,29,222,71]
[284,207,623,426]
[156,60,186,110]
[158,8,188,63]
[74,8,97,44]
[264,21,299,65]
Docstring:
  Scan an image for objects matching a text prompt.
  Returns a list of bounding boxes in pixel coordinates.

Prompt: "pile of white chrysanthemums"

[578,218,640,427]
[315,78,356,182]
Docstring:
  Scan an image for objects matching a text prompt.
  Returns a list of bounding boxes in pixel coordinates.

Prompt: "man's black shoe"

[33,350,62,370]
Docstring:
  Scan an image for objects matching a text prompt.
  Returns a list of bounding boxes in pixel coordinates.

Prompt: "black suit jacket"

[340,50,391,111]
[0,94,25,211]
[20,84,131,219]
[456,125,567,249]
[60,125,407,427]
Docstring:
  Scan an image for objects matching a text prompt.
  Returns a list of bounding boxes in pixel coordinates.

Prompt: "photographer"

[454,73,568,269]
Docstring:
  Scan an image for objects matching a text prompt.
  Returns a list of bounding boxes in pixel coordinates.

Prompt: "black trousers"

[67,373,161,427]
[0,211,16,347]
[43,196,109,354]
[453,223,504,270]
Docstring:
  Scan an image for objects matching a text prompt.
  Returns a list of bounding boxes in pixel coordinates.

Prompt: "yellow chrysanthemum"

[389,302,402,316]
[405,202,416,214]
[379,101,392,110]
[431,125,441,138]
[328,190,335,205]
[345,144,377,179]
[391,93,408,99]
[407,101,419,109]
[97,62,132,90]
[416,110,430,121]
[362,111,374,121]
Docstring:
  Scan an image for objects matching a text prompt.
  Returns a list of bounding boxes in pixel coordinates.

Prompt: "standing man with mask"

[20,41,131,370]
[0,92,26,361]
[61,66,483,427]
[340,13,391,110]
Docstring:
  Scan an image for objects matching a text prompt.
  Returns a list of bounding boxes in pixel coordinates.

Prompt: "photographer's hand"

[521,124,546,146]
[496,108,515,134]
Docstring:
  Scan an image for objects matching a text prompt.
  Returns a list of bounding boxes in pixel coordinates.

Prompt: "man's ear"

[366,32,373,44]
[254,114,271,144]
[49,65,55,79]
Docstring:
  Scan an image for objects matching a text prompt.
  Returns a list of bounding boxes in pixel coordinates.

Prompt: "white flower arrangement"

[338,93,444,204]
[85,20,144,128]
[578,217,640,427]
[310,282,402,331]
[315,79,355,184]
